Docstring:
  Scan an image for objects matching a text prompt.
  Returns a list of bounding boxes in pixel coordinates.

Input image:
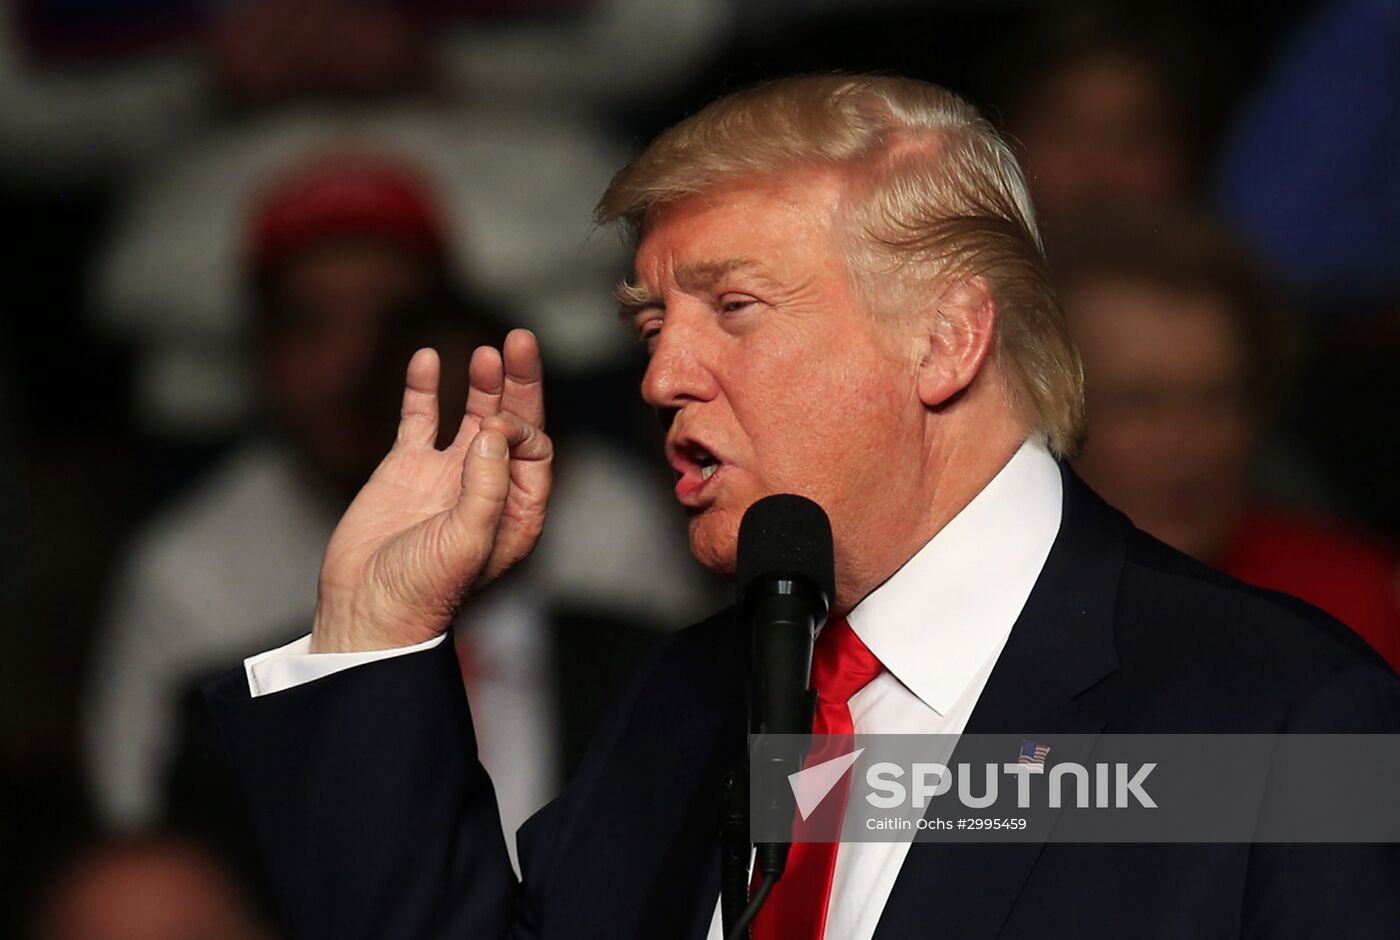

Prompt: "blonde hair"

[597,74,1085,457]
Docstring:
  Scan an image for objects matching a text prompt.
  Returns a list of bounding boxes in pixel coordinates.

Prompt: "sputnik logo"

[787,748,866,820]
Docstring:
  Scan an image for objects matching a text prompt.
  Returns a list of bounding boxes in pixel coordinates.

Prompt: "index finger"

[500,329,545,429]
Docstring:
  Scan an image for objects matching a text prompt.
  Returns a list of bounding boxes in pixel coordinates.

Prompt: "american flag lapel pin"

[1018,739,1050,772]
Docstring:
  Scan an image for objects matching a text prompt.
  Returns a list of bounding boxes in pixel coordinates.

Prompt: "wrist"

[309,587,452,653]
[309,590,392,653]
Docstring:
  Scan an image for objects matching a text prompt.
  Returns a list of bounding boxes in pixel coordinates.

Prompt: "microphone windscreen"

[736,494,835,606]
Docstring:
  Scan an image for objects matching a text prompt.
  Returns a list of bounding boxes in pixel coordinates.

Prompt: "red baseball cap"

[248,155,447,270]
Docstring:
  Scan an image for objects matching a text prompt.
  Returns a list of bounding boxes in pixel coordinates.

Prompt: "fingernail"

[476,432,507,458]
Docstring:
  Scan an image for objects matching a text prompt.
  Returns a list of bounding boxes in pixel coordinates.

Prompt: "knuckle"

[481,413,514,434]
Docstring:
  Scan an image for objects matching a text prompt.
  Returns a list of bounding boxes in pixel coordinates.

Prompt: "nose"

[640,307,720,411]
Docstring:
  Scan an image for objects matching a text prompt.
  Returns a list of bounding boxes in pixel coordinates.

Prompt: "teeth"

[701,463,719,481]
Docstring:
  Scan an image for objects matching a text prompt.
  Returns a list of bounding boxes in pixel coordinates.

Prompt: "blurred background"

[2,0,1398,936]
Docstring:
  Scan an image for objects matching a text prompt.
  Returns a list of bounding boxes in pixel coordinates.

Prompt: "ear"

[915,275,997,408]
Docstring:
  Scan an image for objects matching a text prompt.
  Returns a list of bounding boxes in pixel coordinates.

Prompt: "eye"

[637,318,663,353]
[719,294,758,314]
[631,307,662,340]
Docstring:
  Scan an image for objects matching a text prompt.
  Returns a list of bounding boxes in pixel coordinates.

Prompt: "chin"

[687,512,739,576]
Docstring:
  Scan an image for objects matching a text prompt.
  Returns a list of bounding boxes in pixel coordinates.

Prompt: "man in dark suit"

[207,75,1400,938]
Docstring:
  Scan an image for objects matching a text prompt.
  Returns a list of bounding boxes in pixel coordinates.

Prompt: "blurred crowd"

[2,0,1398,936]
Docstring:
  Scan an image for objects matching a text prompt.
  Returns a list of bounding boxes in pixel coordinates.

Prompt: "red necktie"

[751,617,884,940]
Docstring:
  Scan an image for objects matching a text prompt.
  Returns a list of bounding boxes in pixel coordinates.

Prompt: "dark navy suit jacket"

[207,469,1400,938]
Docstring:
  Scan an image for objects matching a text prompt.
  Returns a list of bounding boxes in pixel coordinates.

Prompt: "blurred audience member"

[1215,0,1400,541]
[85,155,459,831]
[434,0,731,113]
[29,836,272,940]
[210,0,428,107]
[992,1,1228,221]
[1218,0,1400,310]
[0,0,431,184]
[246,156,454,494]
[2,0,726,184]
[85,154,709,847]
[0,1,204,184]
[1054,209,1400,672]
[82,0,731,440]
[92,107,631,439]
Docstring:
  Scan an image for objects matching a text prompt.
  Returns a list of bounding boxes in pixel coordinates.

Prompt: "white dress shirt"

[247,437,1063,938]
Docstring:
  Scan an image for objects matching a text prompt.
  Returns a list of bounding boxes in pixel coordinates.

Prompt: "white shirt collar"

[845,437,1064,715]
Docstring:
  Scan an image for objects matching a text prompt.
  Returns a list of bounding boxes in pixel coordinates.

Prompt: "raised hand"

[310,329,552,653]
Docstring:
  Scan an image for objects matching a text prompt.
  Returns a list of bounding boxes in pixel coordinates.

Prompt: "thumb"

[447,429,511,559]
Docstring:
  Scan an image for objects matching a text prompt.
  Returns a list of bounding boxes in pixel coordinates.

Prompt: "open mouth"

[670,438,727,503]
[694,446,721,482]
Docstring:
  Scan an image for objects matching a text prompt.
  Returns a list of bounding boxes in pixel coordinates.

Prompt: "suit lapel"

[874,466,1127,940]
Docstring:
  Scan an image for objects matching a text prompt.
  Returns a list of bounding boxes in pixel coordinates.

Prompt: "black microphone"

[736,494,835,886]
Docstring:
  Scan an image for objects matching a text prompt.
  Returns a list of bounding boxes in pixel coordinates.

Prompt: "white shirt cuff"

[244,633,448,697]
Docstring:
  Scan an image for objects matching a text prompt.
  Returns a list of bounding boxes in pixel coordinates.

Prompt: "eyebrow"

[615,281,657,322]
[615,257,769,322]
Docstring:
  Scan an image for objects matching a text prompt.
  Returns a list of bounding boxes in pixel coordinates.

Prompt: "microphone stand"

[720,687,818,940]
[719,768,751,937]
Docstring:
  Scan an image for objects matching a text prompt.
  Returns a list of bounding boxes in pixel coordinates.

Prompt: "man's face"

[36,843,268,940]
[1014,55,1186,219]
[256,238,436,492]
[629,169,926,579]
[1067,279,1256,562]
